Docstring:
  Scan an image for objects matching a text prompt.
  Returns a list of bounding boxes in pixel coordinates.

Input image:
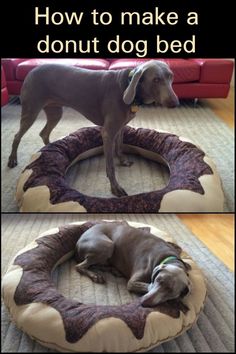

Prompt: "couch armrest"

[189,59,234,84]
[1,58,28,81]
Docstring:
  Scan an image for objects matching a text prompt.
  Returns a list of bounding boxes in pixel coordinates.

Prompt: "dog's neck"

[159,255,179,265]
[159,255,187,270]
[151,256,185,282]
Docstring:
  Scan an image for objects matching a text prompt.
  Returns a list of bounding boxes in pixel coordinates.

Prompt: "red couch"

[1,66,9,106]
[1,58,234,99]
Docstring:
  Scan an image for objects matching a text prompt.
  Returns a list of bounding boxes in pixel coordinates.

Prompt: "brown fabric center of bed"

[22,126,213,212]
[13,222,189,343]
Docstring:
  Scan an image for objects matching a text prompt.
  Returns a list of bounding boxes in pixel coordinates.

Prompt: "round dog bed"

[16,126,224,212]
[2,221,206,352]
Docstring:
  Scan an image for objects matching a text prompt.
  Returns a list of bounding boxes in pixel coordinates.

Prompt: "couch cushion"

[16,59,110,81]
[109,59,200,83]
[189,59,234,83]
[108,58,152,70]
[160,59,200,83]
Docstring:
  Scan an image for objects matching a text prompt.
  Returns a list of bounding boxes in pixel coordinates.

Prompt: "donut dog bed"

[16,126,224,212]
[2,221,207,352]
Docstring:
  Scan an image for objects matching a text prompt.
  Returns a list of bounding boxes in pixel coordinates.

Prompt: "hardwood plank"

[178,214,234,271]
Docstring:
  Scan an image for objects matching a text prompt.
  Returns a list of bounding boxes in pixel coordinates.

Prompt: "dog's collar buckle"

[130,104,139,113]
[160,256,178,265]
[128,69,136,80]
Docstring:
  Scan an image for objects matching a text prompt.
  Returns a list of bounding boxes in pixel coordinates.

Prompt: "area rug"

[1,100,234,211]
[1,214,234,352]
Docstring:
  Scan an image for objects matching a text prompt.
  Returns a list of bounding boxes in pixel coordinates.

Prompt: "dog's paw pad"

[120,160,134,167]
[93,274,106,284]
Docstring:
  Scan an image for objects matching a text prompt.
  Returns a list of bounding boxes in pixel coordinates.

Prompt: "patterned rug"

[1,214,234,352]
[1,100,234,212]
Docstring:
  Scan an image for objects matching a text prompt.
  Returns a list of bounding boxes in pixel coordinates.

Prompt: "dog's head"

[123,60,179,108]
[141,261,191,307]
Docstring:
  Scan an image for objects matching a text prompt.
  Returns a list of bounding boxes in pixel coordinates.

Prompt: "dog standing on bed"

[8,60,179,197]
[75,221,191,307]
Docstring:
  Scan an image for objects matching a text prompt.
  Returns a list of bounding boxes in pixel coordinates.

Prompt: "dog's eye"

[153,77,160,83]
[151,269,160,282]
[180,286,189,297]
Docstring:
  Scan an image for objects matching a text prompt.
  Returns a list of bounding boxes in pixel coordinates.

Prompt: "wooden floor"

[179,86,234,272]
[200,87,234,129]
[178,214,234,271]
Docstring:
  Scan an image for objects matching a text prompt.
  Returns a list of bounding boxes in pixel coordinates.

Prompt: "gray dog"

[75,221,191,307]
[8,60,179,197]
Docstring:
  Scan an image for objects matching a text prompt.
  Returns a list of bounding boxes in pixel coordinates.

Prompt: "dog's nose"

[141,296,153,308]
[141,289,160,307]
[165,96,179,108]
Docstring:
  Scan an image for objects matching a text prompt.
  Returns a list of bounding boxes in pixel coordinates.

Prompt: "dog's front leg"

[127,272,150,294]
[128,281,149,294]
[102,124,128,197]
[115,128,133,167]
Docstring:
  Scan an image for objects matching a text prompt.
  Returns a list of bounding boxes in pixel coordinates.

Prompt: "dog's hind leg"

[40,105,63,145]
[75,257,107,284]
[75,232,114,284]
[8,103,42,168]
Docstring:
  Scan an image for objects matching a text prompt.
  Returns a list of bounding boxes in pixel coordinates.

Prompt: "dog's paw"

[8,157,18,168]
[92,273,106,284]
[75,265,81,273]
[111,185,128,197]
[119,159,134,167]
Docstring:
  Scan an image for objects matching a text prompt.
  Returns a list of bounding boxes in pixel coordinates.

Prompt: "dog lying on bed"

[75,221,191,307]
[8,60,179,197]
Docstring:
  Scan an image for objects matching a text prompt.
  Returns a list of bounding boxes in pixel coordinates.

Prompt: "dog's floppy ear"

[123,69,144,105]
[183,261,192,271]
[167,242,182,255]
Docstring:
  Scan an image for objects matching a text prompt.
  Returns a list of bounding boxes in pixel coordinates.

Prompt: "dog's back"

[76,222,180,279]
[20,64,127,125]
[108,223,180,278]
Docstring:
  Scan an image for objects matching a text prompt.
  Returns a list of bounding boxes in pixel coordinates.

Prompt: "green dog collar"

[160,256,178,265]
